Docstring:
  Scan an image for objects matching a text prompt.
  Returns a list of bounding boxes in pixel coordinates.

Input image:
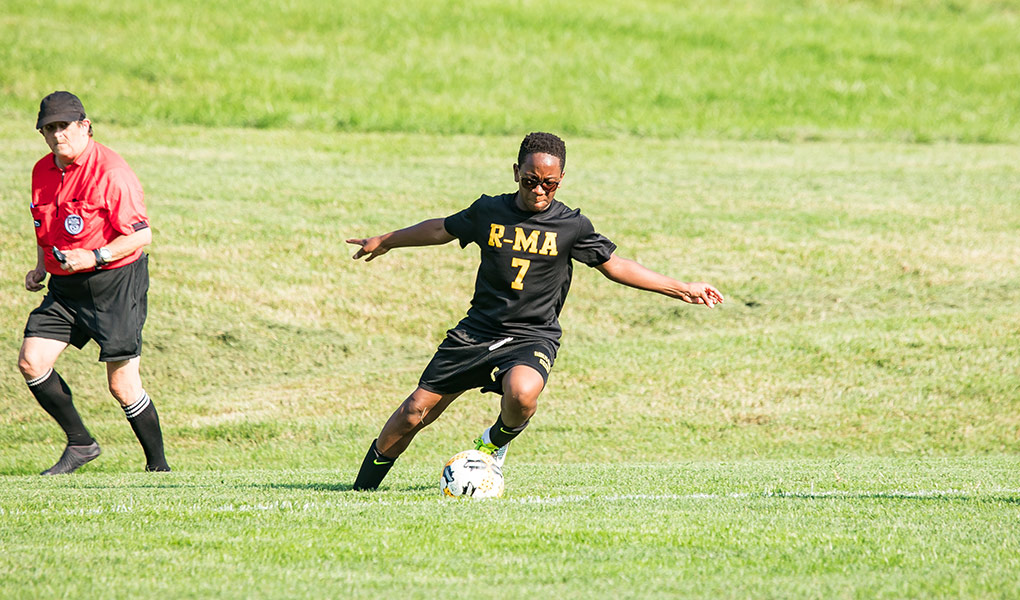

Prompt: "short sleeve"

[100,167,148,235]
[443,197,482,248]
[570,214,616,267]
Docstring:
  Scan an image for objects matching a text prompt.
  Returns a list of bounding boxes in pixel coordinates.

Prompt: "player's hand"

[25,267,47,292]
[679,283,725,308]
[346,236,390,262]
[59,248,98,273]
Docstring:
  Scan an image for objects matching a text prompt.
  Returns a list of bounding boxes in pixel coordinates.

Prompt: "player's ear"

[512,163,520,182]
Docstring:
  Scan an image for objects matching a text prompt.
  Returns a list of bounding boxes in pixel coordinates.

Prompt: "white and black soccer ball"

[440,449,504,499]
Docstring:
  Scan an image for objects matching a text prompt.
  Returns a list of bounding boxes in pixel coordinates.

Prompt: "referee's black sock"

[27,368,95,447]
[122,391,170,472]
[352,439,396,491]
[485,414,530,448]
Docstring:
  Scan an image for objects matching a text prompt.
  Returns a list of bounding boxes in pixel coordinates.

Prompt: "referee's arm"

[58,227,152,273]
[102,227,152,263]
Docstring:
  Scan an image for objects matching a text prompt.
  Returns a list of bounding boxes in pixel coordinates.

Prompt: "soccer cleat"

[40,442,101,475]
[473,437,509,468]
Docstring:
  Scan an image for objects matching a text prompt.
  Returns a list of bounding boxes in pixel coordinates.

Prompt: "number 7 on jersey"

[510,257,531,290]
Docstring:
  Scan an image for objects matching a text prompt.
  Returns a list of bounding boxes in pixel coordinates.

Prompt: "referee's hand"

[59,248,98,273]
[25,267,46,292]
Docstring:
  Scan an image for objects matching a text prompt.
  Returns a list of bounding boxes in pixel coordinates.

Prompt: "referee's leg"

[108,357,170,472]
[19,336,100,474]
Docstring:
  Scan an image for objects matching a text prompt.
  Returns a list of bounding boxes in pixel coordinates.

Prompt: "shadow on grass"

[255,482,435,493]
[257,482,353,492]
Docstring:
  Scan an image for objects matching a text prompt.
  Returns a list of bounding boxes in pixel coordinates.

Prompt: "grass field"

[1,0,1019,142]
[1,124,1016,599]
[3,459,1019,599]
[1,0,1019,598]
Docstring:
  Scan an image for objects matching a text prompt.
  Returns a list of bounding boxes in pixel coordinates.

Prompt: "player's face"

[40,120,90,167]
[514,152,564,212]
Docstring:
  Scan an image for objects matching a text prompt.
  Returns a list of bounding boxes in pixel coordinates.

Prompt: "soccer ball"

[440,450,504,499]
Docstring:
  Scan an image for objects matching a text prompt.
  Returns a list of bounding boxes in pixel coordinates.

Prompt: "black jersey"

[443,192,616,345]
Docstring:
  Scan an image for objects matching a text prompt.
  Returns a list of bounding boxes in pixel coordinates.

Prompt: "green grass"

[1,124,1017,597]
[2,459,1019,599]
[1,0,1019,142]
[2,124,1017,470]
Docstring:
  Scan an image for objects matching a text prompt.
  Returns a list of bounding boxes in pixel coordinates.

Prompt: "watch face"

[99,248,113,262]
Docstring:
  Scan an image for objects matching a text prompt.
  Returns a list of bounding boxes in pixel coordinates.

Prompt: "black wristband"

[93,248,105,266]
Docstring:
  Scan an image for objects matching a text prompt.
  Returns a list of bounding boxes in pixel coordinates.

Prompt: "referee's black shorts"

[24,255,149,362]
[418,328,557,395]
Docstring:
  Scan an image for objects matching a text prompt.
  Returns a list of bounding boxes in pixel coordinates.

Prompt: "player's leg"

[108,357,170,472]
[378,387,463,456]
[19,336,101,474]
[353,387,462,490]
[499,365,544,427]
[475,365,545,464]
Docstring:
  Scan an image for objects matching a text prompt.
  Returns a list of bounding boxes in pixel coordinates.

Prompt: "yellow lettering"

[539,231,558,256]
[513,227,540,253]
[488,224,505,247]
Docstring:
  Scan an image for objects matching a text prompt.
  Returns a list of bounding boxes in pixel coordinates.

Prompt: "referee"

[18,91,170,475]
[346,132,724,490]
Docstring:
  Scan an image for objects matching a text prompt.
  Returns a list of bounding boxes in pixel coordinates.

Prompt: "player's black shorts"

[24,255,149,362]
[418,328,557,395]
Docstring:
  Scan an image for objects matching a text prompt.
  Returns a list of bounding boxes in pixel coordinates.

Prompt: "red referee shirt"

[31,139,149,275]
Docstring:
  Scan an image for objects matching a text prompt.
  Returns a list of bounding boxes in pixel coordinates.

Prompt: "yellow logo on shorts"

[534,351,551,373]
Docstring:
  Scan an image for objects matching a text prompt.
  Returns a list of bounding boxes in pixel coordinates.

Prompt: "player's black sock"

[123,391,170,472]
[486,414,530,448]
[27,368,95,446]
[352,439,397,491]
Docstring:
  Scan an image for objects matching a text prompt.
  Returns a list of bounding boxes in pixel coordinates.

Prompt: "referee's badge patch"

[64,214,84,235]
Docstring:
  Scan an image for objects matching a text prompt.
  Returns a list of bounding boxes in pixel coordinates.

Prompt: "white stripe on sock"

[26,368,54,387]
[123,391,151,419]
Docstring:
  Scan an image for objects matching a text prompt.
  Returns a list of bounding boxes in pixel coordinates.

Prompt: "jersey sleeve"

[443,197,482,248]
[570,214,617,266]
[99,167,149,236]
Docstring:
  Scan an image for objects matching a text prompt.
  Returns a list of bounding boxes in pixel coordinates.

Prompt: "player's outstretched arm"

[346,218,456,261]
[595,254,724,308]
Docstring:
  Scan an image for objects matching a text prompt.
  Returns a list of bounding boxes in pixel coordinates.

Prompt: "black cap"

[36,91,86,130]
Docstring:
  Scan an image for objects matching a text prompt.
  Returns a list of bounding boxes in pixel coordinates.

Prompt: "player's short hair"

[518,132,566,172]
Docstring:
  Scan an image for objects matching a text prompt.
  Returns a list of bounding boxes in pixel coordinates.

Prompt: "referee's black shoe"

[40,442,101,475]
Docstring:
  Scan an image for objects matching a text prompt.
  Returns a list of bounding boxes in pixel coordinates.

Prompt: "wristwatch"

[93,247,113,266]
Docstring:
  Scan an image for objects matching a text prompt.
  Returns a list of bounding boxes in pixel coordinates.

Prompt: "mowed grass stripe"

[1,0,1018,141]
[1,460,1018,599]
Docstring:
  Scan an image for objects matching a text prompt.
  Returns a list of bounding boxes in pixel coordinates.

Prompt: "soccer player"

[18,91,169,475]
[346,132,723,490]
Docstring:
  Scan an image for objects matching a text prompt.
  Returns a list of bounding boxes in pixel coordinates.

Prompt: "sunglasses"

[520,175,561,192]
